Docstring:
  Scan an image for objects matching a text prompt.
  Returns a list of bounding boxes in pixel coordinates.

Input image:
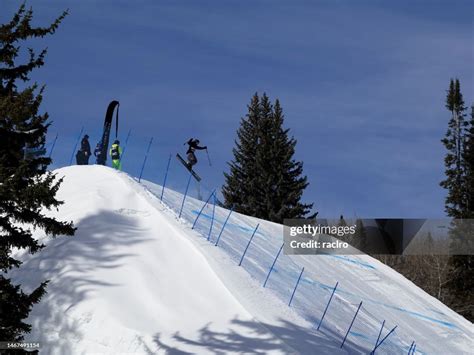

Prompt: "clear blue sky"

[3,0,473,217]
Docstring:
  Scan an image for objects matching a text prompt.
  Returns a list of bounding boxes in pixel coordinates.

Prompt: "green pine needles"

[223,93,314,223]
[440,79,474,320]
[0,5,75,342]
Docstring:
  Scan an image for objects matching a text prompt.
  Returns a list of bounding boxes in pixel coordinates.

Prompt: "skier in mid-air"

[109,139,122,170]
[185,138,207,167]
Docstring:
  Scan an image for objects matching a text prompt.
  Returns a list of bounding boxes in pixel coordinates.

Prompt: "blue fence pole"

[238,223,260,266]
[192,189,216,229]
[48,133,58,158]
[341,301,363,348]
[372,326,397,354]
[215,207,234,246]
[207,193,217,241]
[408,341,415,355]
[288,267,305,307]
[119,129,132,162]
[317,281,339,330]
[412,344,416,354]
[160,154,172,201]
[178,171,193,218]
[263,243,284,287]
[69,127,84,165]
[371,320,385,354]
[138,137,153,183]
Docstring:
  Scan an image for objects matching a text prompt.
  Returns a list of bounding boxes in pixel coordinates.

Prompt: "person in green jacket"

[109,139,122,170]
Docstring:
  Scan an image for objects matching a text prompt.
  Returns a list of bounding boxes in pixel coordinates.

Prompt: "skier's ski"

[176,154,201,182]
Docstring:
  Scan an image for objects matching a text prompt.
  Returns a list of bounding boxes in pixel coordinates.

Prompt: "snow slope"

[9,165,474,354]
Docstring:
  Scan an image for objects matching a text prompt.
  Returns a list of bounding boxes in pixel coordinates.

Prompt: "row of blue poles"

[170,154,406,355]
[189,196,402,354]
[190,193,261,266]
[154,151,408,355]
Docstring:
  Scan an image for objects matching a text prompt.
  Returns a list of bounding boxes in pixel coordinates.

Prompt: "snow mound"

[9,165,474,354]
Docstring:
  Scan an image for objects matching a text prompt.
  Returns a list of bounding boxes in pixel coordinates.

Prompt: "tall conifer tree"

[440,79,467,218]
[0,5,75,341]
[222,93,261,216]
[440,79,473,320]
[463,105,474,217]
[223,93,313,223]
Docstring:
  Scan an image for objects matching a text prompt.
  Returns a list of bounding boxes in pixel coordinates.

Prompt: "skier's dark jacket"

[81,137,91,155]
[186,139,207,154]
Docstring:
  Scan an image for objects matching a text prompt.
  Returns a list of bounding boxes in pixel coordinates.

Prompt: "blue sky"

[2,0,473,217]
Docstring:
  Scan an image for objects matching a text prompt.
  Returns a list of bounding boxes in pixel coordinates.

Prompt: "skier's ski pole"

[206,148,212,166]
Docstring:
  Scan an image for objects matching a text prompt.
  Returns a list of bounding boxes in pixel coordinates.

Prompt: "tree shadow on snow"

[8,209,154,354]
[152,317,368,354]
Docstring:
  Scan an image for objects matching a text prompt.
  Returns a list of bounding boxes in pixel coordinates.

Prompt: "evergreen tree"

[448,104,474,319]
[222,93,261,216]
[223,93,313,223]
[0,5,75,342]
[440,79,473,320]
[440,79,467,218]
[463,105,474,216]
[451,105,474,319]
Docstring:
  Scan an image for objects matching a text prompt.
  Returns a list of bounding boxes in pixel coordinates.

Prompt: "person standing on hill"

[76,134,91,165]
[109,139,122,170]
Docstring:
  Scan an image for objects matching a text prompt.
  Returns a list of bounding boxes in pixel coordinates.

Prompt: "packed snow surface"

[9,166,474,354]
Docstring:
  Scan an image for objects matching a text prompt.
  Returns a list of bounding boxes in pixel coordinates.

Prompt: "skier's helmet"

[84,134,89,139]
[195,139,200,144]
[114,139,120,145]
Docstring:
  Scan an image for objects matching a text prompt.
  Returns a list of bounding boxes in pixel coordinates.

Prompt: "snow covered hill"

[9,166,474,354]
